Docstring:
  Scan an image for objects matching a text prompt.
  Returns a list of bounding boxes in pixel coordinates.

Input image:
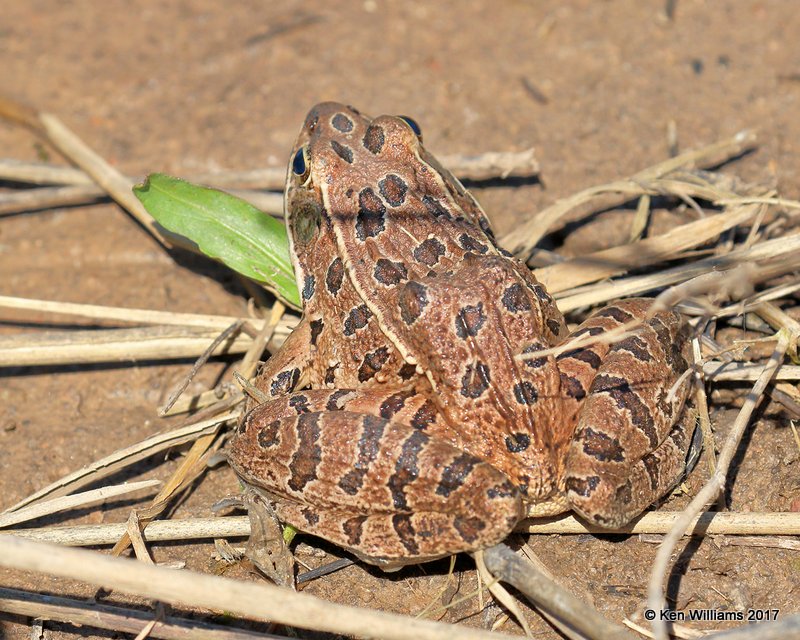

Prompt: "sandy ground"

[1,1,798,638]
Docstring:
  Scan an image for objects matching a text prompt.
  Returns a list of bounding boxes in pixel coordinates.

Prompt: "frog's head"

[284,103,426,259]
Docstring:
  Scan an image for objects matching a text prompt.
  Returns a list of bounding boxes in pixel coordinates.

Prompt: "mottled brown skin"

[228,103,693,569]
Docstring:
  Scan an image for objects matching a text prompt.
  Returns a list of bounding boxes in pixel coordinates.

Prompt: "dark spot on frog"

[505,432,531,452]
[301,507,320,526]
[521,343,548,369]
[455,302,486,338]
[557,347,602,370]
[595,305,634,323]
[546,318,563,336]
[256,419,282,448]
[411,399,437,430]
[379,389,416,419]
[362,124,385,154]
[338,414,387,495]
[591,374,658,448]
[324,364,338,386]
[436,452,476,497]
[501,283,532,313]
[579,426,626,462]
[355,187,386,240]
[326,257,344,295]
[270,367,301,396]
[559,372,586,401]
[513,381,537,405]
[331,140,353,163]
[413,237,446,266]
[565,474,601,498]
[453,515,486,543]
[302,274,316,301]
[287,413,323,492]
[309,318,324,346]
[392,514,420,554]
[613,335,653,362]
[331,113,354,132]
[398,281,428,324]
[358,346,390,382]
[343,303,372,336]
[461,362,491,398]
[289,394,310,414]
[325,388,351,411]
[422,194,450,218]
[378,174,408,206]
[398,362,418,380]
[373,258,408,286]
[343,515,367,545]
[458,233,488,254]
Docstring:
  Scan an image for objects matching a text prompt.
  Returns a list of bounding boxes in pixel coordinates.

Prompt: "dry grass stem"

[0,536,515,640]
[646,330,791,640]
[501,129,757,255]
[554,232,800,312]
[111,428,226,557]
[0,184,106,215]
[0,480,160,528]
[5,412,238,513]
[160,320,245,415]
[0,294,299,332]
[535,202,760,293]
[6,511,798,547]
[239,301,286,379]
[0,587,282,640]
[0,325,256,366]
[0,148,537,191]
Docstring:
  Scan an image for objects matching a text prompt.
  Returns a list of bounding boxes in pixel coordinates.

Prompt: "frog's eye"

[292,146,309,179]
[397,115,423,141]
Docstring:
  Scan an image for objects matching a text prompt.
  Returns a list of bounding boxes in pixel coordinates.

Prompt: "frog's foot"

[241,487,296,588]
[558,299,694,528]
[229,389,524,568]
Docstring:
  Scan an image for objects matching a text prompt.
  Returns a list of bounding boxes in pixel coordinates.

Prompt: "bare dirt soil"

[1,1,798,638]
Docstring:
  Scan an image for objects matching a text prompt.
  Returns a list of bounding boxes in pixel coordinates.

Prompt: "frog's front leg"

[249,316,314,407]
[229,388,523,569]
[559,299,694,527]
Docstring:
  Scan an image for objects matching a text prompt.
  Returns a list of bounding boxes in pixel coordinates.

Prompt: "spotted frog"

[228,103,692,569]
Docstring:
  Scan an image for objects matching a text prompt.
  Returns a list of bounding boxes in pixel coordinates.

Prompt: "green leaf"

[134,174,300,309]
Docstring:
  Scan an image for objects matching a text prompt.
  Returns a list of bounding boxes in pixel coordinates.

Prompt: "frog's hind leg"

[560,299,694,528]
[229,401,523,568]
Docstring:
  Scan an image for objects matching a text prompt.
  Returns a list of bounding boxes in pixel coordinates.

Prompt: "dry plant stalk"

[646,330,791,640]
[6,511,799,547]
[500,129,757,255]
[0,587,275,640]
[0,535,514,640]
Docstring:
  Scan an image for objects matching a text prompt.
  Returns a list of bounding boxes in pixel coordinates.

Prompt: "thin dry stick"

[160,320,245,415]
[0,587,282,640]
[646,330,790,640]
[7,512,799,547]
[554,232,800,312]
[0,184,105,215]
[0,148,538,190]
[0,536,516,640]
[501,129,757,255]
[0,325,257,366]
[4,412,238,513]
[38,113,170,246]
[110,429,226,557]
[0,294,298,332]
[535,202,760,293]
[0,480,160,528]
